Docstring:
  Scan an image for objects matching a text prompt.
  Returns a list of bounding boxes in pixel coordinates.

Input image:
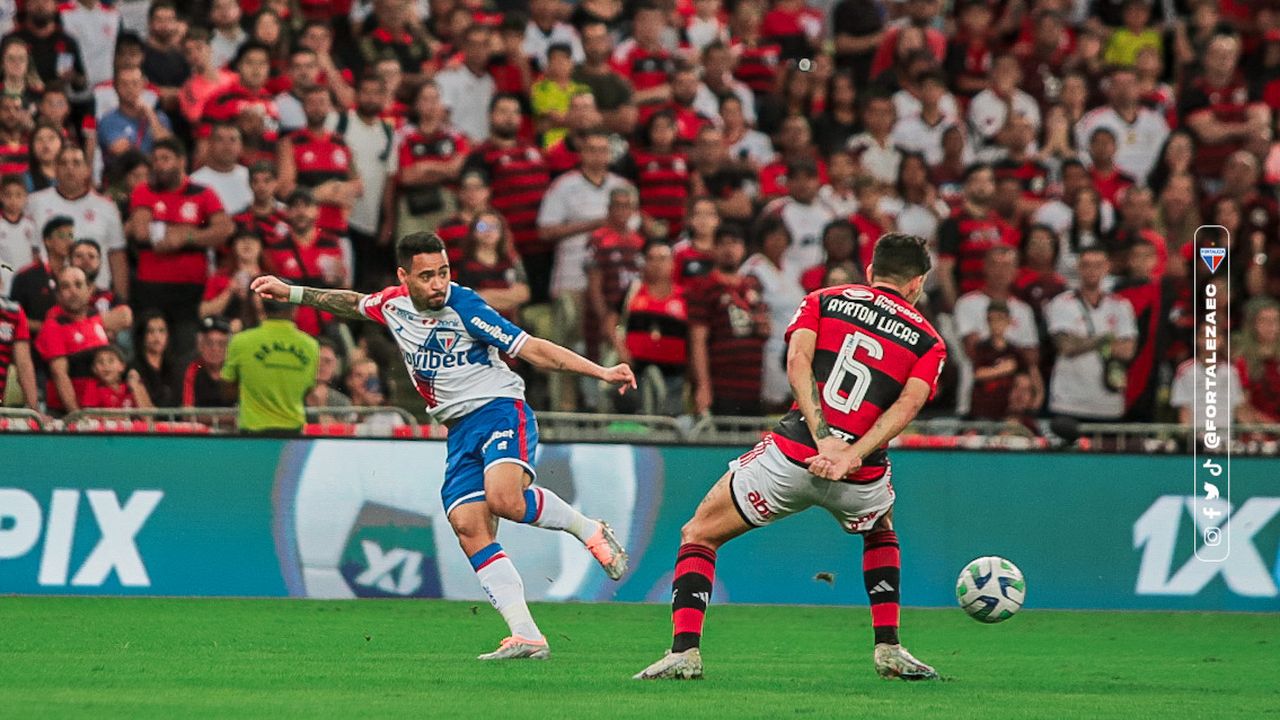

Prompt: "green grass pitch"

[1,598,1275,719]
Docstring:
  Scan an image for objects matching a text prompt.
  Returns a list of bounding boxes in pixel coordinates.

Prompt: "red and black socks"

[863,529,901,646]
[671,543,716,652]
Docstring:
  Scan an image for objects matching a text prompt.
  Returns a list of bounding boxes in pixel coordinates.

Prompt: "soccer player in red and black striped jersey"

[463,94,552,302]
[636,233,945,682]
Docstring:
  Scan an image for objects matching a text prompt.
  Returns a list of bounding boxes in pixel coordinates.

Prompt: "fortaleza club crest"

[1200,247,1226,274]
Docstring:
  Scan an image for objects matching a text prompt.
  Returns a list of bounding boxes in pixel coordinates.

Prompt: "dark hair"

[547,42,574,59]
[0,173,25,189]
[153,136,188,158]
[148,0,177,20]
[71,238,102,256]
[753,215,790,250]
[962,162,993,183]
[233,40,272,67]
[396,232,447,270]
[489,92,523,114]
[986,300,1011,316]
[94,344,127,364]
[262,296,294,318]
[43,215,74,239]
[870,232,931,282]
[463,211,516,264]
[248,160,276,179]
[185,26,211,44]
[1089,126,1117,144]
[714,223,746,244]
[209,121,243,139]
[1021,222,1061,265]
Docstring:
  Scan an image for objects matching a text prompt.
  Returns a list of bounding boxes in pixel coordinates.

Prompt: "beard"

[357,101,382,118]
[154,170,182,190]
[491,123,518,140]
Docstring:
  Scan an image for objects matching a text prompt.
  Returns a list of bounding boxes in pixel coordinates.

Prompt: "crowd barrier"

[2,435,1276,611]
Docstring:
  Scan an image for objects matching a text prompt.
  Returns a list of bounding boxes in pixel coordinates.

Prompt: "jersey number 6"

[823,331,885,413]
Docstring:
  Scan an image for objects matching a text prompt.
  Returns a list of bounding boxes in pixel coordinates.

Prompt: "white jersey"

[1074,105,1169,185]
[26,188,125,291]
[0,214,38,296]
[60,1,121,88]
[359,282,530,422]
[190,165,252,216]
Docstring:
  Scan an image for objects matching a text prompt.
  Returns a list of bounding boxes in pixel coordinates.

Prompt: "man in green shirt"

[222,298,318,433]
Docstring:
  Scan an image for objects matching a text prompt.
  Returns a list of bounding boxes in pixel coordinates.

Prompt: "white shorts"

[727,436,895,534]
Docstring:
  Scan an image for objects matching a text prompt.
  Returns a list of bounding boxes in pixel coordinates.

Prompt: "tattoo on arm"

[810,375,831,439]
[300,287,366,320]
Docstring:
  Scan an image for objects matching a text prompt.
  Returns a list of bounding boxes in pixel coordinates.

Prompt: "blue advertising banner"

[2,436,1276,611]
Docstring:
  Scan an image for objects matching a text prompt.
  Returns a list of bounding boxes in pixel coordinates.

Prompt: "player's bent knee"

[679,520,713,548]
[485,493,525,522]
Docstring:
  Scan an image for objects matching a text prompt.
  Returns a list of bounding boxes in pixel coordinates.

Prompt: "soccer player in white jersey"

[252,232,636,660]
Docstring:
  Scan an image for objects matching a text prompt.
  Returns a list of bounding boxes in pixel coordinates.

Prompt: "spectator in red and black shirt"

[621,111,691,240]
[690,125,756,225]
[944,0,995,100]
[1114,237,1177,421]
[0,298,40,414]
[1085,127,1135,207]
[68,239,123,320]
[611,3,675,120]
[616,240,689,415]
[394,79,469,240]
[0,93,31,178]
[969,301,1029,420]
[463,94,552,302]
[544,92,605,177]
[437,170,492,263]
[199,42,281,167]
[181,315,235,408]
[80,344,153,410]
[586,188,646,358]
[200,229,271,332]
[265,189,346,336]
[1235,298,1280,423]
[277,86,360,245]
[1180,34,1270,185]
[729,3,783,96]
[7,0,87,92]
[352,0,432,78]
[9,214,73,336]
[672,195,719,291]
[453,210,530,323]
[235,162,290,250]
[664,66,715,146]
[937,163,1018,311]
[124,137,234,359]
[688,224,770,415]
[35,266,128,414]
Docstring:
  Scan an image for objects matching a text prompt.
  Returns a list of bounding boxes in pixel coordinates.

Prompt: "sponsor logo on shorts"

[747,491,773,519]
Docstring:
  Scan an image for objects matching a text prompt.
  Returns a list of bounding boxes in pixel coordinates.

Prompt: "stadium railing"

[5,407,1279,453]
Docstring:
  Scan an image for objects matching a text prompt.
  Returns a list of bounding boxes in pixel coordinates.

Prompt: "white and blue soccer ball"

[956,556,1025,623]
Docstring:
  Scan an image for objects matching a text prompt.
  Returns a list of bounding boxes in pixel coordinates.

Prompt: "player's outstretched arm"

[518,336,637,394]
[250,275,368,320]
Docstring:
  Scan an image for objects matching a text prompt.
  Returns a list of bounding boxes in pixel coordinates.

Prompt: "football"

[956,556,1026,623]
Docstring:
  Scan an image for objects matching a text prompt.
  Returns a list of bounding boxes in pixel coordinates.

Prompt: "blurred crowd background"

[0,0,1278,434]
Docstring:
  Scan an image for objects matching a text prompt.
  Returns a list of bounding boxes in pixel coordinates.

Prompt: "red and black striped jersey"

[611,40,675,98]
[686,270,770,409]
[0,298,30,398]
[629,150,691,238]
[1179,75,1264,176]
[234,206,291,251]
[452,256,526,322]
[463,142,551,253]
[624,283,688,370]
[200,82,280,141]
[0,138,29,176]
[771,284,946,481]
[995,159,1053,200]
[287,128,353,234]
[937,207,1019,295]
[396,126,469,186]
[263,228,344,336]
[730,39,782,94]
[130,180,226,285]
[437,214,470,264]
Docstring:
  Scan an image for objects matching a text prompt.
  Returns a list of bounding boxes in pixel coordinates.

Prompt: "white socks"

[521,487,600,542]
[469,543,543,641]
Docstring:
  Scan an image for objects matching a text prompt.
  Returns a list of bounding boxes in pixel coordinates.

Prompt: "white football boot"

[477,636,550,660]
[633,648,703,679]
[873,643,939,680]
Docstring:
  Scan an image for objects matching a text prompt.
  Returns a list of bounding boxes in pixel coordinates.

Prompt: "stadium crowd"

[0,0,1279,433]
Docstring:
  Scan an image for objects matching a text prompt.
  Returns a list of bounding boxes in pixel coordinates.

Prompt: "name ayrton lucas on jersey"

[824,292,923,347]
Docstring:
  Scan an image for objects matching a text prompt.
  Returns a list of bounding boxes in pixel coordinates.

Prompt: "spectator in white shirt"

[190,123,251,216]
[721,95,773,167]
[1074,66,1169,185]
[954,245,1044,413]
[760,159,835,283]
[59,0,121,89]
[891,71,955,166]
[846,94,902,185]
[436,25,497,142]
[1045,247,1137,420]
[1170,323,1245,436]
[208,0,247,69]
[741,216,805,410]
[524,0,584,70]
[692,42,755,127]
[967,53,1041,154]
